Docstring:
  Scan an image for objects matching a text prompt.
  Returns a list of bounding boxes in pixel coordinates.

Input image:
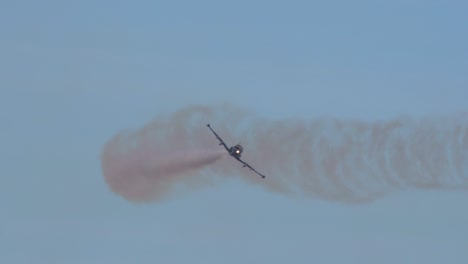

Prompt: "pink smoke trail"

[100,104,468,203]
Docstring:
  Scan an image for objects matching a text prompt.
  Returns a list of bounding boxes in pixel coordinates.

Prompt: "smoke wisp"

[100,104,468,203]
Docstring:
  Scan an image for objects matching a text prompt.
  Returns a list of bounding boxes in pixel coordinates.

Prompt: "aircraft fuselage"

[229,144,243,158]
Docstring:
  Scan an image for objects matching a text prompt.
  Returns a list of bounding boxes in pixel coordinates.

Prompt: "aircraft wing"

[234,157,266,178]
[206,124,230,152]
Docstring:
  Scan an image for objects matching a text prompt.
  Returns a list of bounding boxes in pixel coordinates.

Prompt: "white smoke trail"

[100,104,468,203]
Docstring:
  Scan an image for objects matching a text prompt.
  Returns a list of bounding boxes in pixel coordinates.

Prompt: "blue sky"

[1,1,467,263]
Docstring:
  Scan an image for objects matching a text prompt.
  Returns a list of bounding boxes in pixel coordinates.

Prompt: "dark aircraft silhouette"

[207,124,266,179]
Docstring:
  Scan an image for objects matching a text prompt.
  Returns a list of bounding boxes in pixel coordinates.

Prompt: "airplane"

[206,124,266,179]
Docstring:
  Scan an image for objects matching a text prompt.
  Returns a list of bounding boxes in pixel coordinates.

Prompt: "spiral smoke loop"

[100,104,468,203]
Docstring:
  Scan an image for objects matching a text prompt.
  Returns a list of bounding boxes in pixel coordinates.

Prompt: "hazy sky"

[1,1,467,263]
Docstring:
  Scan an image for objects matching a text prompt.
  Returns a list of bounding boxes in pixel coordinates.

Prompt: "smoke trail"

[100,104,468,203]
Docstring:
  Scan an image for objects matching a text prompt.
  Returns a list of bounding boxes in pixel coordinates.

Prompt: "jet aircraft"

[206,124,266,179]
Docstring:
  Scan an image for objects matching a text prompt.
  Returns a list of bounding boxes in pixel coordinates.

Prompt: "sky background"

[1,0,468,263]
